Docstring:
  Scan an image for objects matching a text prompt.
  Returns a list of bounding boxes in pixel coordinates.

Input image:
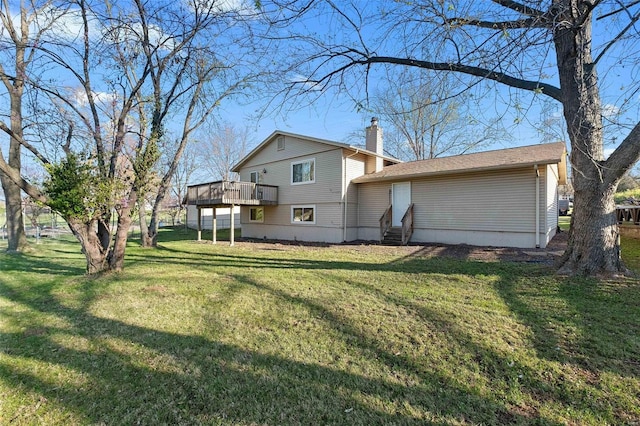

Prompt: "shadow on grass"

[2,235,639,424]
[0,274,540,425]
[127,242,640,381]
[0,238,85,277]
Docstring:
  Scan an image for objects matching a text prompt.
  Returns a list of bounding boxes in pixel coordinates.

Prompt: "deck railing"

[401,203,414,245]
[186,181,278,206]
[616,205,640,225]
[379,205,392,242]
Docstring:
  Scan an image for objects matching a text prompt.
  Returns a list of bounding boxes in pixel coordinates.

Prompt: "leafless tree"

[0,0,261,272]
[0,0,67,252]
[374,70,509,161]
[197,122,251,181]
[259,0,640,277]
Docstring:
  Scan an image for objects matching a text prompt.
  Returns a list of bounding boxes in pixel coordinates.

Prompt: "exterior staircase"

[381,226,403,245]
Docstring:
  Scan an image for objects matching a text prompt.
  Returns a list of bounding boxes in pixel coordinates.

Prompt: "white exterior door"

[392,182,411,227]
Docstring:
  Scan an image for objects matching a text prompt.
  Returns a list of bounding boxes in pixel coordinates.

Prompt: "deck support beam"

[230,204,235,246]
[212,208,217,244]
[197,207,202,241]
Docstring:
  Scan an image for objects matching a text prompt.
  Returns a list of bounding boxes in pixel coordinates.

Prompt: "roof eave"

[232,130,400,172]
[352,159,564,184]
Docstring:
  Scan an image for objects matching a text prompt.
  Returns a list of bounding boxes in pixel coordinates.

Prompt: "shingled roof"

[352,142,567,184]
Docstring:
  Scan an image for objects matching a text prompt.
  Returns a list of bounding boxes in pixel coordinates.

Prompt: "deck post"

[230,204,235,246]
[197,207,202,241]
[212,207,217,244]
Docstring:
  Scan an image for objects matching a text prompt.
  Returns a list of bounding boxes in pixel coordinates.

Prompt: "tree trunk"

[138,197,154,247]
[553,1,630,276]
[109,208,133,272]
[557,184,628,276]
[143,176,174,248]
[1,175,28,252]
[1,42,28,253]
[68,219,109,275]
[145,206,160,248]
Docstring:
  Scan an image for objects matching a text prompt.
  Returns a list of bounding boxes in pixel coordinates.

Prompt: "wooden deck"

[617,205,640,225]
[186,181,278,207]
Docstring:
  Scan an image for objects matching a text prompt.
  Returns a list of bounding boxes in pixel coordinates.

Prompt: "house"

[185,118,567,249]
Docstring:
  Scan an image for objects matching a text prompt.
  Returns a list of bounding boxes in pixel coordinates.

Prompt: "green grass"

[615,188,640,203]
[1,228,639,425]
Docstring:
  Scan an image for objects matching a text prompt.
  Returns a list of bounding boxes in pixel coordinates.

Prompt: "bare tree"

[260,0,640,277]
[0,0,261,272]
[0,1,66,252]
[120,0,253,248]
[167,141,200,226]
[198,122,251,181]
[375,70,509,161]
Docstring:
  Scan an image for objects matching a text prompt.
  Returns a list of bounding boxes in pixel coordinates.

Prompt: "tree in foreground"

[0,0,259,273]
[260,0,640,276]
[0,1,66,252]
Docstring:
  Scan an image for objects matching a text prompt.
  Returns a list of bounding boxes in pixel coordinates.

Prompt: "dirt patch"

[233,231,569,265]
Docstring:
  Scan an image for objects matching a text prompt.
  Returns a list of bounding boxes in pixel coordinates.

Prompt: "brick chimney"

[365,117,383,172]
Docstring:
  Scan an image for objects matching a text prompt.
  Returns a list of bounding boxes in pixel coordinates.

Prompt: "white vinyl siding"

[357,168,541,233]
[241,135,339,169]
[344,154,366,228]
[411,169,537,232]
[545,164,559,236]
[239,149,344,206]
[357,183,392,227]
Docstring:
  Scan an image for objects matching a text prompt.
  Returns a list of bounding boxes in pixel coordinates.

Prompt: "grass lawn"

[1,227,639,425]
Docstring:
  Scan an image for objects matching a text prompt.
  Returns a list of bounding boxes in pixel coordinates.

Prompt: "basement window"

[249,207,264,222]
[291,205,315,224]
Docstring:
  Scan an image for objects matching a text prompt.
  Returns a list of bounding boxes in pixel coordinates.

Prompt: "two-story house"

[186,118,567,249]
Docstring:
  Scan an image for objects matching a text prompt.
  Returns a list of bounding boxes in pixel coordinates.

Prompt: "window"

[292,205,315,224]
[250,207,264,222]
[291,158,315,185]
[250,171,259,183]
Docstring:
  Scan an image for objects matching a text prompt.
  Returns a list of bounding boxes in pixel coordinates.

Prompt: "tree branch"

[604,121,640,186]
[345,56,562,102]
[0,152,47,203]
[448,17,543,29]
[0,121,50,164]
[490,0,545,17]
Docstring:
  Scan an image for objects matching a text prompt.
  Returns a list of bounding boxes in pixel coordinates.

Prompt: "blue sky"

[2,0,636,170]
[216,0,640,164]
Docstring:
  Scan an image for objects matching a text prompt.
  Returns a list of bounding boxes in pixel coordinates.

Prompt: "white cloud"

[72,88,117,108]
[183,0,258,16]
[602,104,620,119]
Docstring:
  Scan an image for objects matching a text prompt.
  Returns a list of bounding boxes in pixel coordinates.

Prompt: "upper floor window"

[291,158,315,185]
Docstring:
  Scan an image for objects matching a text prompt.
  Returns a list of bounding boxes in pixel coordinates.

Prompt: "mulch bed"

[233,230,569,266]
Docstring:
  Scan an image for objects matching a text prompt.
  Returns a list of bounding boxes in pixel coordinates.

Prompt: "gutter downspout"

[343,149,360,242]
[535,165,540,248]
